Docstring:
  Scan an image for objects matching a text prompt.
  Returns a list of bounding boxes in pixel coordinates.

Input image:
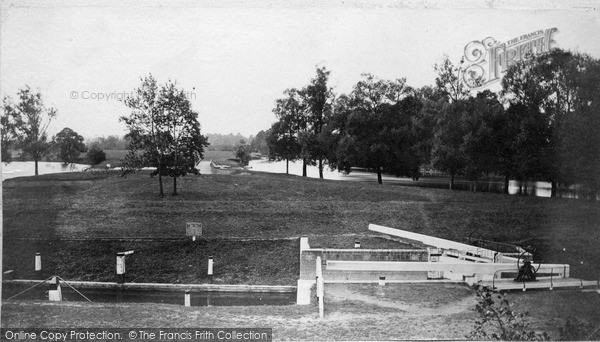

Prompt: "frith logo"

[462,28,558,88]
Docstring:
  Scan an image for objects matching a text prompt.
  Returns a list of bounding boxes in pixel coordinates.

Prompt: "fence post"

[208,256,214,283]
[316,256,324,318]
[184,290,191,307]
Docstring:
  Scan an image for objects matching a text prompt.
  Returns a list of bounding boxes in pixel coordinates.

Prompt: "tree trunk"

[319,158,323,179]
[551,181,557,197]
[503,175,509,194]
[172,176,178,195]
[302,158,307,177]
[158,174,164,196]
[450,173,455,190]
[377,167,383,185]
[286,159,289,174]
[34,159,39,176]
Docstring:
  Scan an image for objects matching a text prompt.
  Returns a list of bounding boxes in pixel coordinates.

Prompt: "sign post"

[186,222,203,241]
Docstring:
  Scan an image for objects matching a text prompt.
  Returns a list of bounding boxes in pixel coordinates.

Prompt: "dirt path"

[325,283,476,316]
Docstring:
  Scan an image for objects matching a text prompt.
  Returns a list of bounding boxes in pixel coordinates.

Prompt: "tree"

[303,67,334,179]
[434,55,472,103]
[52,127,87,165]
[501,49,600,197]
[87,145,107,166]
[431,100,469,189]
[270,88,308,175]
[2,86,56,175]
[155,80,209,195]
[1,96,21,164]
[249,130,269,155]
[266,121,301,174]
[235,139,251,166]
[121,75,166,195]
[121,75,208,196]
[331,74,420,184]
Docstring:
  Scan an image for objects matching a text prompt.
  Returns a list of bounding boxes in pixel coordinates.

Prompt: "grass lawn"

[2,170,600,339]
[3,284,598,340]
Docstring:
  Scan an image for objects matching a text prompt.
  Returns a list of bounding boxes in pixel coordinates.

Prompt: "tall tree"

[52,127,87,165]
[156,80,209,195]
[331,74,419,184]
[2,86,56,174]
[501,49,600,197]
[266,122,300,174]
[121,75,208,196]
[270,88,308,175]
[431,100,469,190]
[303,67,334,179]
[121,75,166,195]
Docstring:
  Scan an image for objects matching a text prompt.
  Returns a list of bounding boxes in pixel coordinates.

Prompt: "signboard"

[186,222,203,237]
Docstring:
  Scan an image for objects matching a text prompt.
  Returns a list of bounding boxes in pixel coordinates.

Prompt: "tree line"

[265,49,600,198]
[1,87,104,173]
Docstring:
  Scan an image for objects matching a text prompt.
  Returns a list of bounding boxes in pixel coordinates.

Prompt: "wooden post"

[184,290,191,307]
[48,276,62,302]
[116,250,134,284]
[116,252,126,284]
[35,252,42,278]
[316,256,324,318]
[208,256,214,283]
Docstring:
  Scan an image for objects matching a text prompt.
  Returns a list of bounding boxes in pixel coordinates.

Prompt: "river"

[2,160,587,199]
[246,158,587,199]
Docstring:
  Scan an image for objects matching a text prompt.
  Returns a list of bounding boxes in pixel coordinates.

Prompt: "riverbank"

[4,171,599,276]
[2,170,600,339]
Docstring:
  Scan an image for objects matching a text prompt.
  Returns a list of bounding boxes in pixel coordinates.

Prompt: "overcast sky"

[1,0,599,139]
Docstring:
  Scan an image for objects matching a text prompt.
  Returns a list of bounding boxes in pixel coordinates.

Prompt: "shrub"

[468,286,550,341]
[87,146,107,166]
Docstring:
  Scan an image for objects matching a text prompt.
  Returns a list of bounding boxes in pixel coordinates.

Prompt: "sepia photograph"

[1,0,599,340]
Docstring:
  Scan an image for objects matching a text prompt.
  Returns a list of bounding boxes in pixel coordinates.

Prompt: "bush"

[87,146,107,166]
[468,286,550,341]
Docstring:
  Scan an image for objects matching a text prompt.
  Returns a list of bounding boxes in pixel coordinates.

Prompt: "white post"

[48,276,62,302]
[354,240,360,248]
[184,290,191,307]
[316,256,324,318]
[192,236,196,242]
[116,253,126,284]
[208,256,214,283]
[379,276,386,286]
[318,276,324,319]
[35,253,42,271]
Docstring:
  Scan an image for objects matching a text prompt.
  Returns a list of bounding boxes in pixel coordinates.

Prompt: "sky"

[1,0,599,140]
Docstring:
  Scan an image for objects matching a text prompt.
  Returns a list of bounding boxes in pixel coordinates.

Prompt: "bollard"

[192,236,197,242]
[522,282,526,292]
[116,250,134,284]
[208,256,214,283]
[35,253,42,278]
[184,290,191,307]
[318,276,324,319]
[48,276,62,302]
[354,240,361,249]
[379,276,386,286]
[116,252,125,284]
